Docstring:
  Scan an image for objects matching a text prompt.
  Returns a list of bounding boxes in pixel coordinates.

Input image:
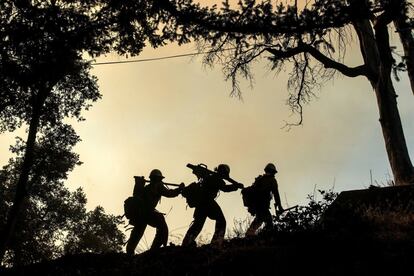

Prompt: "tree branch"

[305,45,367,78]
[266,44,367,78]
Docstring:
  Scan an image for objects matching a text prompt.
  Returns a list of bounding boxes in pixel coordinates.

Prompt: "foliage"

[272,188,338,233]
[64,206,125,255]
[0,0,150,262]
[227,189,337,238]
[0,0,109,132]
[0,124,125,267]
[270,185,414,241]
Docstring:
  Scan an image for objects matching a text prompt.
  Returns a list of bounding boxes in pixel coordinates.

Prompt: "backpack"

[124,196,142,221]
[241,175,271,214]
[181,182,203,208]
[124,176,146,222]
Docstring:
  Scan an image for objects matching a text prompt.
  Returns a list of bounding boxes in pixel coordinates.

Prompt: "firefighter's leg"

[182,208,207,246]
[262,209,273,231]
[126,222,147,255]
[246,215,263,236]
[148,211,168,249]
[208,201,226,245]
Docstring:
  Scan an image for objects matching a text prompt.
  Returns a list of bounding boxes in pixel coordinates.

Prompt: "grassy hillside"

[2,230,413,275]
[3,186,414,275]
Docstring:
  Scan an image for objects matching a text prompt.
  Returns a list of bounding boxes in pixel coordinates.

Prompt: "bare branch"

[305,45,367,77]
[265,46,304,59]
[227,47,267,98]
[290,53,309,127]
[283,52,315,130]
[266,44,367,78]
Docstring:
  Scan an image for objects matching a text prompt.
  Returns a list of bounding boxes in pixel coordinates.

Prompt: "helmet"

[216,164,230,177]
[149,169,164,180]
[264,163,277,174]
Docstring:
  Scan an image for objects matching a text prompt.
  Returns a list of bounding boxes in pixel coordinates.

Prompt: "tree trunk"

[394,13,414,95]
[352,10,414,185]
[374,72,414,185]
[374,13,414,185]
[0,87,47,264]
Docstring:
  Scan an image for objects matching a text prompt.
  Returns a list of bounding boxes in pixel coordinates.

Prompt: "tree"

[0,0,115,262]
[0,124,125,266]
[0,0,104,261]
[64,206,125,256]
[120,0,413,185]
[0,0,171,262]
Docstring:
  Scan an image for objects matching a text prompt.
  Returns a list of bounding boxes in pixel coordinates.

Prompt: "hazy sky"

[1,0,413,252]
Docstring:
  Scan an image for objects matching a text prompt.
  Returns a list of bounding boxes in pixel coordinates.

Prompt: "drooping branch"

[286,53,310,128]
[226,47,268,98]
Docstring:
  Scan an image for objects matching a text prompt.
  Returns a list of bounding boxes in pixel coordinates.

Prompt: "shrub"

[272,188,337,233]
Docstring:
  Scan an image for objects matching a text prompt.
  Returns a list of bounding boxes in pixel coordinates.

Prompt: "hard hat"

[264,163,277,173]
[216,164,230,177]
[149,169,164,179]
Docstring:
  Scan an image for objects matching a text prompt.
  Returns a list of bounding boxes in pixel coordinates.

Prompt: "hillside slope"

[2,230,413,275]
[4,186,414,275]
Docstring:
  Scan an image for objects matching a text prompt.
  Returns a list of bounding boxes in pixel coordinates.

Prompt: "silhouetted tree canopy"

[64,206,125,256]
[0,0,154,262]
[0,123,125,267]
[0,0,112,131]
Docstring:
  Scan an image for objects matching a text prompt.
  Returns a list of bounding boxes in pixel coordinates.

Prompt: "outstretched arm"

[220,180,244,192]
[161,183,185,198]
[271,179,284,212]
